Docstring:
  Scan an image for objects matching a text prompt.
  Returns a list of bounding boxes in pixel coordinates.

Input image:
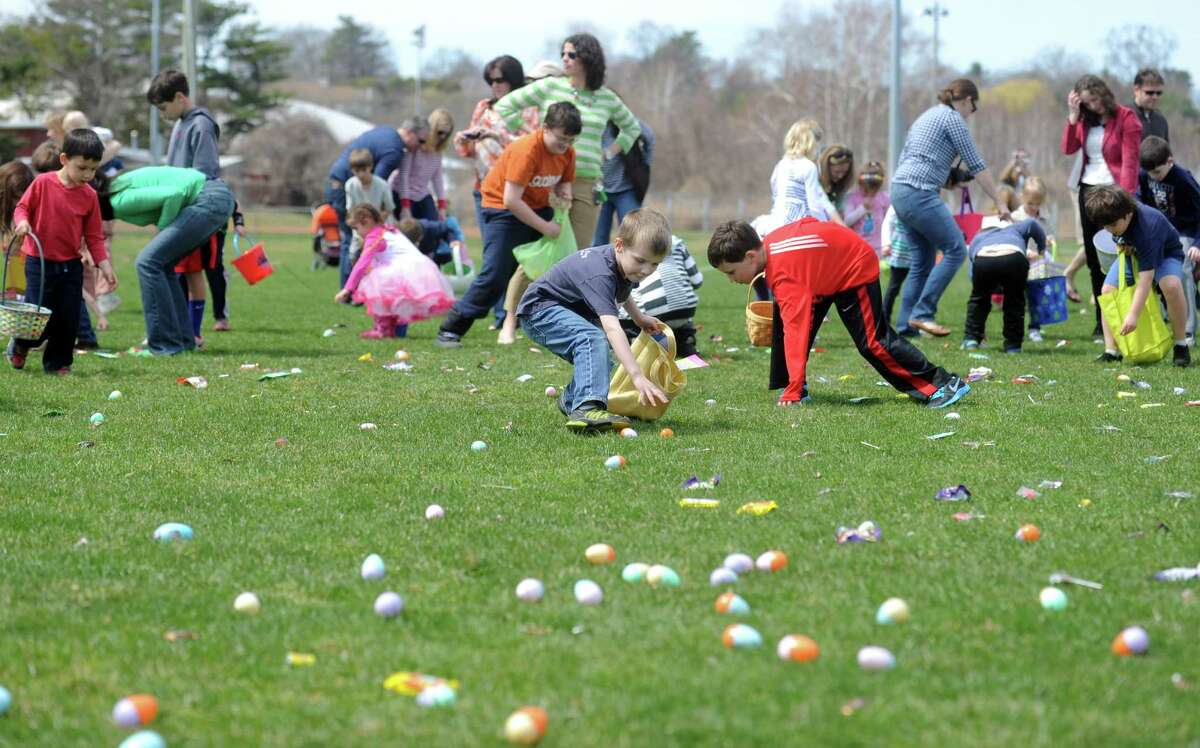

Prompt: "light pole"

[888,0,902,178]
[922,1,948,84]
[182,0,197,95]
[150,0,161,163]
[413,25,426,116]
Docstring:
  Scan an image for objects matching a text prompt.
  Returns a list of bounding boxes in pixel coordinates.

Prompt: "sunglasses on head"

[562,51,578,60]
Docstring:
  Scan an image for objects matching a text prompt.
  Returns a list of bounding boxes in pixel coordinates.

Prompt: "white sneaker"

[1028,329,1044,343]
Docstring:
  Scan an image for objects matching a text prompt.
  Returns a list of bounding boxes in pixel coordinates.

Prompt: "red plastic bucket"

[231,235,273,285]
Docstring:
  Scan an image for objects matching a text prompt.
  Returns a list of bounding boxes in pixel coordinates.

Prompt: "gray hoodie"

[167,106,221,179]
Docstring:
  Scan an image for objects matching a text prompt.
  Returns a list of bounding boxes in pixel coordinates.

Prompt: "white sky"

[7,0,1199,87]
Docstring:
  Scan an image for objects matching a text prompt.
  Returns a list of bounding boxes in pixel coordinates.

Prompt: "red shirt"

[765,217,880,402]
[12,172,107,264]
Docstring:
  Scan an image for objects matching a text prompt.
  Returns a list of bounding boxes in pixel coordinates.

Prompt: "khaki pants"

[569,176,599,250]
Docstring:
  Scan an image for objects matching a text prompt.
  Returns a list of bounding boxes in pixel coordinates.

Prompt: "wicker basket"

[745,273,773,347]
[0,232,51,339]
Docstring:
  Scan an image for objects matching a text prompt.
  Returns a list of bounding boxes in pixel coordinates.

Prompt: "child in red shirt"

[437,101,580,348]
[707,218,968,408]
[7,129,116,374]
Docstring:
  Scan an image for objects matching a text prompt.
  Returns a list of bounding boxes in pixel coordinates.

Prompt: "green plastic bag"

[513,208,576,279]
[1097,254,1173,364]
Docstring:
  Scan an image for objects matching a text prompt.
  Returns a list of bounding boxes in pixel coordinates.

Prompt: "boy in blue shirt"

[1138,136,1200,344]
[961,217,1047,353]
[518,209,671,432]
[1086,185,1190,366]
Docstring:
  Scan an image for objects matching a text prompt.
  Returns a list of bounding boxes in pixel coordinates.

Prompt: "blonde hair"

[62,110,91,131]
[1021,176,1047,205]
[784,119,823,160]
[617,208,671,257]
[426,109,455,153]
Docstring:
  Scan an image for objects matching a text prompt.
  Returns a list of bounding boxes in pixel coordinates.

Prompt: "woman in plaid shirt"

[890,79,1012,338]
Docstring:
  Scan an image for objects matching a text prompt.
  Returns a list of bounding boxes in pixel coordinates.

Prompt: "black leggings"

[882,266,909,327]
[1078,184,1105,329]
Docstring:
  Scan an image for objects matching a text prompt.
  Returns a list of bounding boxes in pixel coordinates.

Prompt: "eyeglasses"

[1143,90,1164,96]
[562,51,578,60]
[487,77,506,85]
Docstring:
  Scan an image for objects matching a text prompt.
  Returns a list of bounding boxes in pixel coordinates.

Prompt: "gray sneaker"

[565,408,632,433]
[435,331,463,349]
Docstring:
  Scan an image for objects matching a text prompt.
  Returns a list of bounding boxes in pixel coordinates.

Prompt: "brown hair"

[818,145,854,200]
[348,148,374,171]
[1134,69,1164,88]
[1073,74,1118,127]
[347,203,384,226]
[1139,136,1172,171]
[0,161,35,235]
[1083,185,1136,227]
[994,185,1019,214]
[937,79,979,107]
[707,220,762,267]
[857,160,886,194]
[617,208,671,257]
[31,140,62,173]
[397,217,423,244]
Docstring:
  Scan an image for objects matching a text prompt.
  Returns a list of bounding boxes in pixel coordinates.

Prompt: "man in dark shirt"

[1132,69,1170,143]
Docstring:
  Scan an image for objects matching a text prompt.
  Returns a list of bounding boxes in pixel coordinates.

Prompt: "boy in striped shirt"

[619,235,703,357]
[707,218,969,408]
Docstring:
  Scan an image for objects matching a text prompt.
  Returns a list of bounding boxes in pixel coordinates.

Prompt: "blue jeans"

[77,297,97,345]
[1104,254,1183,287]
[135,179,235,355]
[591,189,642,247]
[473,189,506,323]
[326,179,352,289]
[891,182,967,333]
[441,206,551,336]
[520,304,611,413]
[15,256,82,371]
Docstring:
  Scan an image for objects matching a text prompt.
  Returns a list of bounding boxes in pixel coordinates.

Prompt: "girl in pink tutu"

[334,204,455,338]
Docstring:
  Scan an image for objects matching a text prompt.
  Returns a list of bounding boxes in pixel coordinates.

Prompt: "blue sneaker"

[960,339,979,351]
[926,376,970,409]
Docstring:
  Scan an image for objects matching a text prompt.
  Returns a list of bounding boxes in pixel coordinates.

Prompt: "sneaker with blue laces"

[926,375,970,409]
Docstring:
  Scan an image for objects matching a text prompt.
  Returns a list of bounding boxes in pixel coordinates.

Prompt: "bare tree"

[1102,25,1178,83]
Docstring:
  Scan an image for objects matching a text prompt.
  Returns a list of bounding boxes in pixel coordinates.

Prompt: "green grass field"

[1,226,1198,747]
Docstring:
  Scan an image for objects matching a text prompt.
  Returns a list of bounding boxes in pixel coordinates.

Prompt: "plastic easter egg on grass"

[425,504,445,520]
[723,553,754,575]
[233,592,260,615]
[876,597,911,624]
[714,591,750,615]
[1039,587,1068,611]
[659,427,674,438]
[515,578,545,602]
[394,349,411,362]
[604,455,627,470]
[756,550,788,572]
[415,682,456,708]
[585,543,616,565]
[574,579,603,605]
[0,685,11,716]
[857,645,896,671]
[505,705,548,745]
[361,554,385,580]
[89,412,105,426]
[722,623,763,649]
[1014,524,1041,543]
[112,694,158,728]
[374,591,404,618]
[153,523,193,542]
[620,427,638,438]
[544,386,558,398]
[646,565,681,588]
[471,440,488,452]
[709,567,738,586]
[622,563,649,583]
[777,634,820,663]
[108,390,123,401]
[118,731,166,748]
[1112,626,1149,656]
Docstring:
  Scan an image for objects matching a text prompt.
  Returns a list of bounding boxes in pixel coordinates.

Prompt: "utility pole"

[150,0,161,163]
[182,0,197,97]
[413,25,426,116]
[888,0,902,178]
[922,1,948,85]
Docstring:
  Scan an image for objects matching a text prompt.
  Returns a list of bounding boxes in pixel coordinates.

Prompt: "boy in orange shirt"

[436,101,580,347]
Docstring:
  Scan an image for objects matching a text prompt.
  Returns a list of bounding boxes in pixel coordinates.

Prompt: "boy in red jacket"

[707,218,969,408]
[7,129,116,374]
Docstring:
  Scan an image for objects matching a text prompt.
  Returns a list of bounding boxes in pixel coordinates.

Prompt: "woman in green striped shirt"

[495,32,642,249]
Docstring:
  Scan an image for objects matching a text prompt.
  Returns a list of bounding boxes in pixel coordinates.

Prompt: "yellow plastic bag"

[607,326,687,421]
[1097,255,1173,364]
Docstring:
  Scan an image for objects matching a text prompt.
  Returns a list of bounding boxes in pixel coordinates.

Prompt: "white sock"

[1106,348,1120,356]
[1176,339,1187,346]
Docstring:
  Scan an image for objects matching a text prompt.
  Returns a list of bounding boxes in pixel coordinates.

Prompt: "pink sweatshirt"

[344,225,389,293]
[842,187,890,255]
